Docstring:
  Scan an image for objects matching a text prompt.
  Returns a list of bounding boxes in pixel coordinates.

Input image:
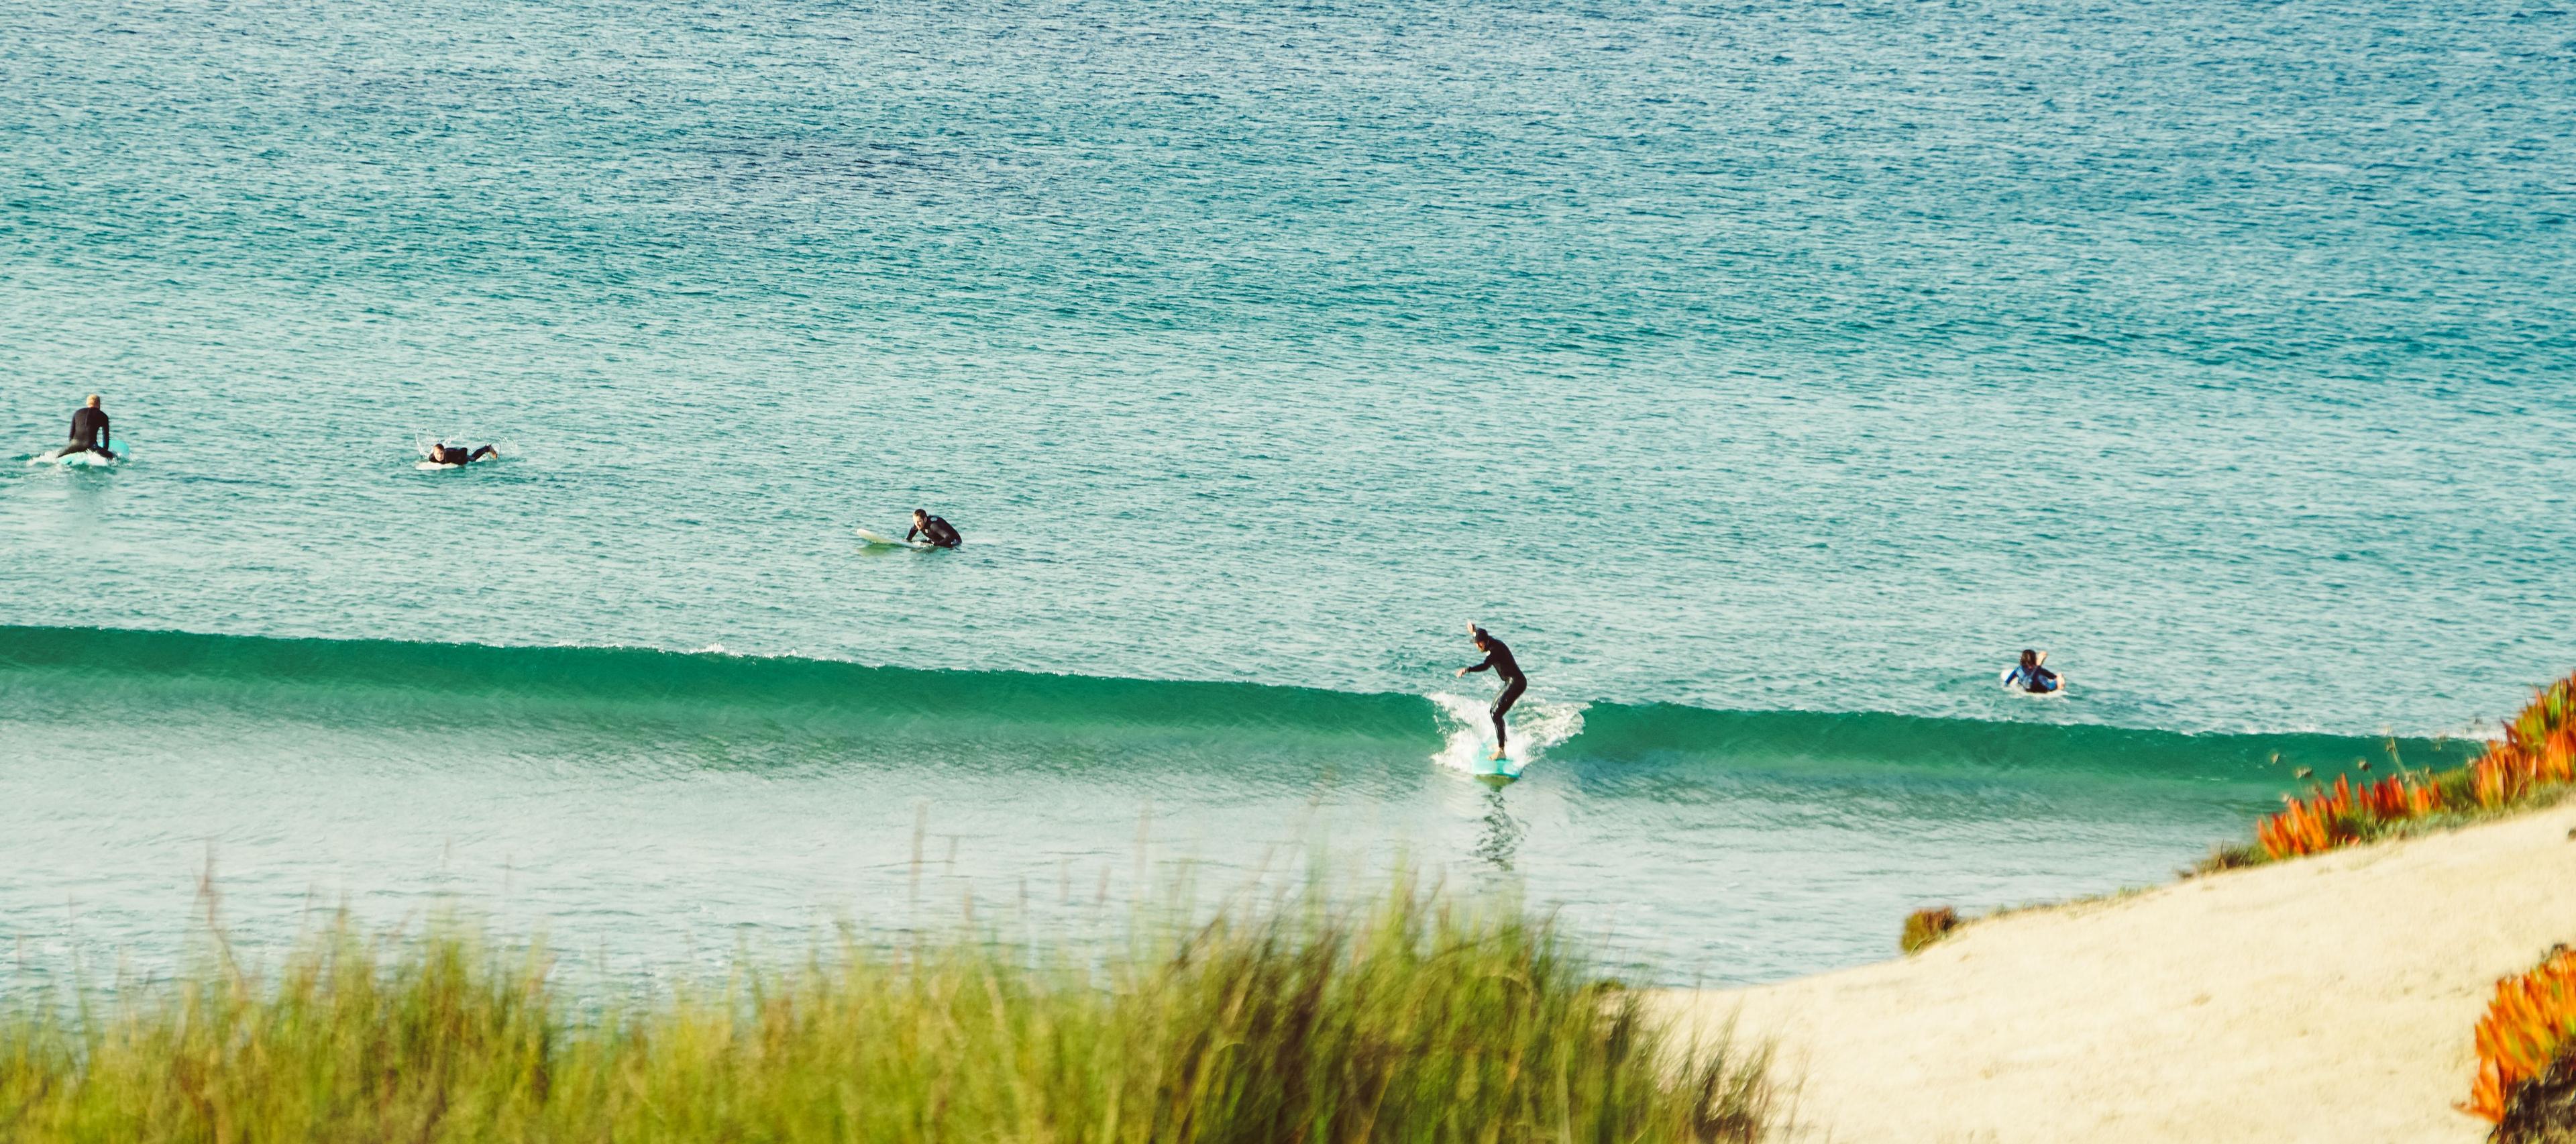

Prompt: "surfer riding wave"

[1456,623,1527,762]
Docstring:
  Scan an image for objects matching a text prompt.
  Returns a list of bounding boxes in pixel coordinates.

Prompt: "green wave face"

[0,625,1434,786]
[0,625,2463,782]
[0,625,2474,987]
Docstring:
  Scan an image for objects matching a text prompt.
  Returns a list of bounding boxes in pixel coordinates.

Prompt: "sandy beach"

[1661,801,2576,1143]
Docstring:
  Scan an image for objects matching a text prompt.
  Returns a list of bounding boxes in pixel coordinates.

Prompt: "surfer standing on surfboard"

[48,395,114,462]
[1456,623,1527,763]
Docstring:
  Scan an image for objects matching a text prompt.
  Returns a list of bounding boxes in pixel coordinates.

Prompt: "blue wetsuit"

[2004,664,2059,693]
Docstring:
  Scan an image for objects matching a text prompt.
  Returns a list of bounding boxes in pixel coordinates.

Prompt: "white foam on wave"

[1426,691,1585,779]
[27,450,117,468]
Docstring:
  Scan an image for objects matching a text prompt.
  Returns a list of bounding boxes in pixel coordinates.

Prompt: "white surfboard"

[857,527,928,550]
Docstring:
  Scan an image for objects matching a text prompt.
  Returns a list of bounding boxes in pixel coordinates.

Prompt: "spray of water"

[1426,692,1585,779]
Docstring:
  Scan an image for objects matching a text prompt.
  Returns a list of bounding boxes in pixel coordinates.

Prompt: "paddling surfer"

[425,443,498,466]
[49,395,114,461]
[2004,649,2060,694]
[1456,623,1527,762]
[906,509,962,549]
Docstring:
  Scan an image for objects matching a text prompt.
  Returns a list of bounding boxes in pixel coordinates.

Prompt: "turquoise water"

[0,627,2477,982]
[2,0,2571,982]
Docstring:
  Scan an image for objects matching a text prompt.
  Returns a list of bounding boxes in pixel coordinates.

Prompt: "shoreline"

[1657,800,2576,1142]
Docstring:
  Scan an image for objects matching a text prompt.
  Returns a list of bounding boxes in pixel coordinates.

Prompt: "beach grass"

[0,877,1772,1143]
[1898,906,1959,955]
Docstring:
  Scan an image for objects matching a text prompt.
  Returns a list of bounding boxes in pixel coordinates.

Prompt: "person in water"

[49,395,114,460]
[906,509,962,548]
[2004,649,2060,693]
[425,443,498,466]
[1456,623,1527,762]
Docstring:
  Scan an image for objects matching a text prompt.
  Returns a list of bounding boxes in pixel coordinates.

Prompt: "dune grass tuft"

[0,878,1773,1143]
[1898,906,1960,955]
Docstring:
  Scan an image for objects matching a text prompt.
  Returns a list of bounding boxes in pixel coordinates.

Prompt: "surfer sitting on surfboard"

[2004,649,2061,694]
[906,509,962,549]
[425,443,498,466]
[1456,623,1527,763]
[48,395,115,462]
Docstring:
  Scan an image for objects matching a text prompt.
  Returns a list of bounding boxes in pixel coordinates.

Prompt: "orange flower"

[2261,672,2576,860]
[2475,676,2576,809]
[2462,947,2576,1123]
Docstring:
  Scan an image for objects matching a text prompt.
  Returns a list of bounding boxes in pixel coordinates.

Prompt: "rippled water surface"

[1,0,2571,982]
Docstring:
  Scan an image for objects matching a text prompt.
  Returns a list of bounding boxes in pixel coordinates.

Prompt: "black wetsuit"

[1462,635,1528,747]
[908,516,962,548]
[56,407,110,458]
[429,445,496,465]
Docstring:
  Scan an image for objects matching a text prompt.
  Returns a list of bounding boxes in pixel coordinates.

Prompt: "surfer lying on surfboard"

[2003,649,2061,694]
[1456,623,1527,762]
[906,509,962,549]
[424,443,498,466]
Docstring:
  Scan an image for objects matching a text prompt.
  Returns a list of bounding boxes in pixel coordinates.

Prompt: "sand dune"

[1660,801,2576,1143]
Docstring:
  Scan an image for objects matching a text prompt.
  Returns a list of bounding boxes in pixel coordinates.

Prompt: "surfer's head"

[1470,625,1491,649]
[2019,649,2038,667]
[912,509,927,523]
[84,395,100,408]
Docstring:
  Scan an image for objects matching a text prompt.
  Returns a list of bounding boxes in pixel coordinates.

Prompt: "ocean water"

[2,0,2572,984]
